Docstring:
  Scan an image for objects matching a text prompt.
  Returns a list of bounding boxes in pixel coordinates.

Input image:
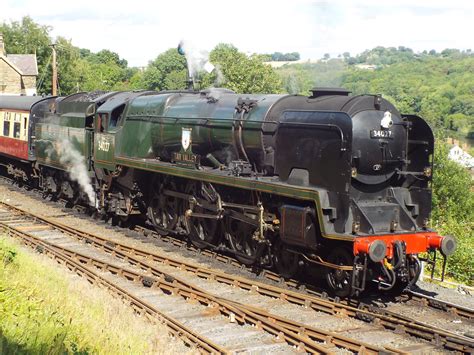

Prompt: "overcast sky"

[1,0,473,67]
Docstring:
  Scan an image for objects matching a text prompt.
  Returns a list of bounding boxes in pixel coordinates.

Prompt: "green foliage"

[0,240,16,266]
[140,48,187,91]
[202,43,282,94]
[277,59,346,95]
[0,239,87,354]
[0,236,174,354]
[431,138,474,222]
[265,52,300,61]
[0,16,52,93]
[430,137,474,284]
[433,218,474,285]
[275,46,473,136]
[1,17,136,94]
[341,55,474,133]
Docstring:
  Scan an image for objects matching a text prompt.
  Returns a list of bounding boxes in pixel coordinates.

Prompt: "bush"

[433,218,474,285]
[430,137,474,285]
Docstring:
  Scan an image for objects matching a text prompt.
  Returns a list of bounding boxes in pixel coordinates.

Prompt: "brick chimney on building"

[0,33,5,56]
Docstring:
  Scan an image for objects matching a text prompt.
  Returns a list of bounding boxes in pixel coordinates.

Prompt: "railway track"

[0,198,472,353]
[0,203,390,354]
[401,290,473,321]
[134,225,474,323]
[3,176,473,324]
[3,223,226,353]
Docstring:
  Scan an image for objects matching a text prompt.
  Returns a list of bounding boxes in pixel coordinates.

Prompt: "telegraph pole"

[50,43,57,96]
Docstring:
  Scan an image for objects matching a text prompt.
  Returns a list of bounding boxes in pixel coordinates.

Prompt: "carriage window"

[3,121,10,136]
[23,116,28,140]
[13,114,21,138]
[13,122,21,138]
[3,113,10,136]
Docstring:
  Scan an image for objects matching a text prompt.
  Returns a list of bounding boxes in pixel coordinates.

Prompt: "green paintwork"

[35,119,92,173]
[114,93,283,161]
[93,132,116,170]
[91,92,352,240]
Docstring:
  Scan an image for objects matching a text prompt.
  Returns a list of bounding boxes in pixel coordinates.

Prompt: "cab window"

[110,104,126,129]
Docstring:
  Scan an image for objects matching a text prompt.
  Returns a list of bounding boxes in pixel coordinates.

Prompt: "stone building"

[0,33,38,95]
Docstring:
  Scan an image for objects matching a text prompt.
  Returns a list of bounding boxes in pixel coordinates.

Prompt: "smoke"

[58,139,96,206]
[179,40,210,78]
[213,64,225,86]
[179,40,226,86]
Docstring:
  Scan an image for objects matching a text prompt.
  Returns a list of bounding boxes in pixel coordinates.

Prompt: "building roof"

[6,54,38,75]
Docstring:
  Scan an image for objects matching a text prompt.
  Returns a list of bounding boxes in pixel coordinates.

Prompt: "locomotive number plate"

[370,130,393,138]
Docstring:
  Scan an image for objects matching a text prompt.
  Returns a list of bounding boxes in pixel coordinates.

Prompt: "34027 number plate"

[370,130,393,138]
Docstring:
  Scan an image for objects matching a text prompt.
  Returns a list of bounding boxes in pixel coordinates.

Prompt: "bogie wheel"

[225,216,261,265]
[184,182,220,249]
[148,181,180,235]
[325,247,354,298]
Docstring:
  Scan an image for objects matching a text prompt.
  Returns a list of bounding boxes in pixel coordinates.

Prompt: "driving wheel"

[184,182,220,248]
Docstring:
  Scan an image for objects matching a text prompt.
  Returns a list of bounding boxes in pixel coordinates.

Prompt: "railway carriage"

[0,95,56,182]
[0,87,457,297]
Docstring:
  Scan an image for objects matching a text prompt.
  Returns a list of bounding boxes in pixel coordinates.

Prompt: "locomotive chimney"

[310,87,351,98]
[0,33,5,56]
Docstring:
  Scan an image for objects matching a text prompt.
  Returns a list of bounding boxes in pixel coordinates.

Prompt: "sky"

[0,0,473,67]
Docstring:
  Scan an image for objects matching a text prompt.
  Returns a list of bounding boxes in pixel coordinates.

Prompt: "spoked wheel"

[225,216,261,265]
[148,182,179,235]
[184,182,220,249]
[273,240,300,278]
[325,247,354,298]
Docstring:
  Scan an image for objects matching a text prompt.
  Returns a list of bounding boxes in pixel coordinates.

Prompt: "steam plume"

[179,40,226,86]
[58,139,96,206]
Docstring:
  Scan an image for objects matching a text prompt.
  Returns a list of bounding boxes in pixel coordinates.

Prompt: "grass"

[0,235,191,355]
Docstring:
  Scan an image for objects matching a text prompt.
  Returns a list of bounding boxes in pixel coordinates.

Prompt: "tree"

[202,43,282,94]
[430,137,474,284]
[88,49,128,68]
[0,16,52,93]
[141,48,187,91]
[270,52,300,61]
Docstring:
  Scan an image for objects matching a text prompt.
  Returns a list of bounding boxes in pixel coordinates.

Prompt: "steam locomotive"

[0,87,456,296]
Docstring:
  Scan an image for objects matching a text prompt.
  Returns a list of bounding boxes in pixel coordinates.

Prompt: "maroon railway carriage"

[0,95,56,180]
